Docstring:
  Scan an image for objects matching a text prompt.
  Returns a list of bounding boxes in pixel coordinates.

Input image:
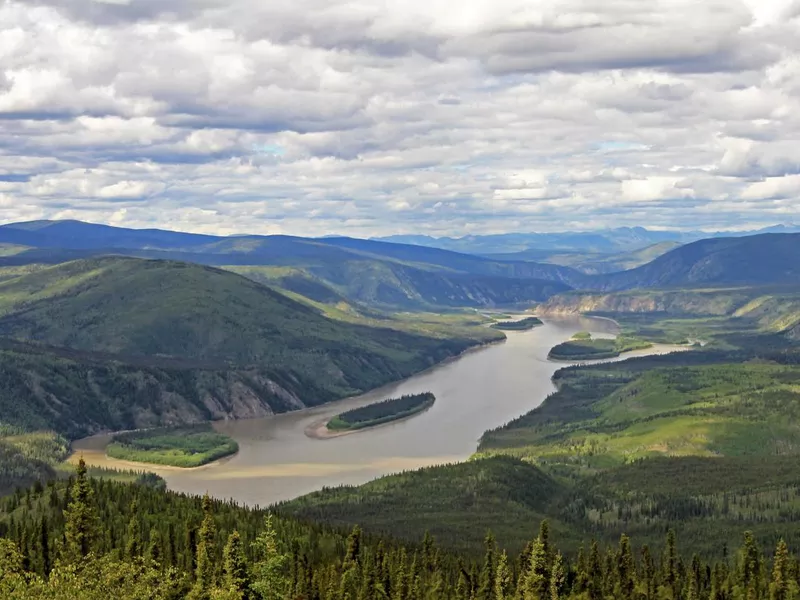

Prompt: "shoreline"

[305,402,435,440]
[68,334,506,467]
[67,444,238,472]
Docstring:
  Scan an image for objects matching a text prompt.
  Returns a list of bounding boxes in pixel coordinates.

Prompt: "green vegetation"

[532,241,683,274]
[571,331,591,340]
[0,427,69,496]
[490,316,543,330]
[0,258,489,441]
[106,425,239,468]
[327,393,435,431]
[548,334,652,360]
[4,460,800,599]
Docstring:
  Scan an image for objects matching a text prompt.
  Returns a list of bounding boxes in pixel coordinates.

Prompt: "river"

[72,316,683,507]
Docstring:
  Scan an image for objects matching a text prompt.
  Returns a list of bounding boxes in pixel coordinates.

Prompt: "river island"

[548,332,652,360]
[106,424,239,468]
[326,392,436,432]
[490,316,543,331]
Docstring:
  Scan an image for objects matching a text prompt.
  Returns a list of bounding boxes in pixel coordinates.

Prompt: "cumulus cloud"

[0,0,798,236]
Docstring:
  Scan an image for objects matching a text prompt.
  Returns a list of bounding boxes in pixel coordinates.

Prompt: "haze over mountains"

[3,220,800,301]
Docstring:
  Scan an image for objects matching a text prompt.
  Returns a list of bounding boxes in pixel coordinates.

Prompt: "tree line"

[2,460,800,599]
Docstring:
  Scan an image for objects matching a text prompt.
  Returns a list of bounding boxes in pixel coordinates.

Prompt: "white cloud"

[0,0,798,236]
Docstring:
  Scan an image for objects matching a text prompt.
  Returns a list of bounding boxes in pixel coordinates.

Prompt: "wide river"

[73,316,682,507]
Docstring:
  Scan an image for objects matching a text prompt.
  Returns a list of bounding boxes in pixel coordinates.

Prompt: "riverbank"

[68,316,634,506]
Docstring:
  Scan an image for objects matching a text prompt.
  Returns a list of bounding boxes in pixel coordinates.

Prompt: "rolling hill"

[0,256,491,438]
[588,233,800,291]
[0,220,582,309]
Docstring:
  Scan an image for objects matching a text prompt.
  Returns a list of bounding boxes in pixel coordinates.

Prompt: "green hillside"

[588,233,800,290]
[0,257,495,445]
[0,257,481,366]
[281,456,569,553]
[4,461,796,600]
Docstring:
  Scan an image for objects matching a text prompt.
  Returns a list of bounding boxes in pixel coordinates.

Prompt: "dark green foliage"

[547,336,651,360]
[490,317,543,331]
[107,425,239,468]
[327,393,436,431]
[281,456,568,554]
[0,258,484,444]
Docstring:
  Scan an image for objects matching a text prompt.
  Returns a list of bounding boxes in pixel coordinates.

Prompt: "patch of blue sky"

[252,143,286,156]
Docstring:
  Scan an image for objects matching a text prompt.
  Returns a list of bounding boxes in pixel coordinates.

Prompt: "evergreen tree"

[662,530,680,600]
[616,534,637,600]
[39,515,50,576]
[125,499,142,560]
[190,493,218,600]
[739,531,762,600]
[495,551,512,600]
[146,526,162,567]
[549,552,565,600]
[223,531,250,599]
[478,531,497,600]
[770,539,792,600]
[640,545,656,600]
[587,540,603,600]
[62,458,98,563]
[522,538,548,600]
[251,514,289,600]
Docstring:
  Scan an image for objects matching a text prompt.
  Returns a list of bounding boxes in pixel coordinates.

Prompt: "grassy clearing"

[481,360,800,473]
[327,393,435,431]
[106,424,239,468]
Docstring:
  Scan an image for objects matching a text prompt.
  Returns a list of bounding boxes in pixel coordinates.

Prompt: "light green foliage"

[107,425,239,468]
[250,514,289,600]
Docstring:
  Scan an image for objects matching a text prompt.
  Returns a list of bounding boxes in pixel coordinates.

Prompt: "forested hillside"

[0,258,488,440]
[282,314,800,557]
[0,220,581,310]
[585,234,800,291]
[2,459,799,600]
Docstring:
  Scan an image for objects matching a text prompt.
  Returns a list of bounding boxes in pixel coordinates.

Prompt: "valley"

[3,220,800,599]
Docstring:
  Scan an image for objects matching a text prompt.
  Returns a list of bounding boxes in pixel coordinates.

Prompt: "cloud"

[0,0,798,236]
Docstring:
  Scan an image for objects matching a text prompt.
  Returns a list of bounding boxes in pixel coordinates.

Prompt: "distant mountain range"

[3,220,800,304]
[0,220,580,310]
[376,224,800,255]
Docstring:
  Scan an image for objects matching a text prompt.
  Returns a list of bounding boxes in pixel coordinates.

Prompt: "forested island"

[548,333,652,360]
[490,316,543,331]
[106,424,239,468]
[327,393,435,431]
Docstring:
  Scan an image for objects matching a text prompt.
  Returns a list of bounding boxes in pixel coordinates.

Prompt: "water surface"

[73,316,680,506]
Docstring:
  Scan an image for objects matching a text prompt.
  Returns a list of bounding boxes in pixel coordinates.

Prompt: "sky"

[0,0,799,237]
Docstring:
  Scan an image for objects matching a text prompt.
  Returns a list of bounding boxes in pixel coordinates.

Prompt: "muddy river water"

[73,316,684,506]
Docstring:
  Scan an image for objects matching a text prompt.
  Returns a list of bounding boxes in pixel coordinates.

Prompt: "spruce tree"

[587,540,603,600]
[190,493,217,600]
[39,515,50,576]
[770,539,791,600]
[223,531,250,599]
[251,514,289,600]
[616,534,636,599]
[495,551,512,600]
[549,552,565,600]
[62,457,98,563]
[146,526,162,568]
[125,499,142,560]
[522,538,548,600]
[478,532,497,600]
